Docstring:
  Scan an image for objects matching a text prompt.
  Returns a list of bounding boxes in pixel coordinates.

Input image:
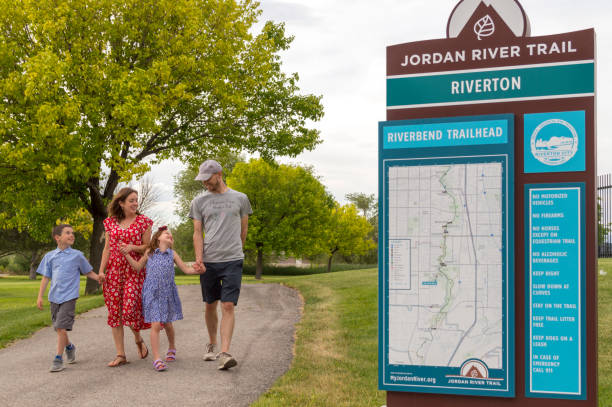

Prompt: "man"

[189,159,252,370]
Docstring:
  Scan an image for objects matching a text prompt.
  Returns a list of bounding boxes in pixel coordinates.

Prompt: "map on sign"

[387,161,504,369]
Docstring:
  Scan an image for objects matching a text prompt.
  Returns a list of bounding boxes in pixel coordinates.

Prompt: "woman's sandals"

[135,339,149,359]
[107,354,128,367]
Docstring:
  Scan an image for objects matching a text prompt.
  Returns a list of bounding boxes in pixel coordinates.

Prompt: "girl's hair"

[147,226,170,252]
[108,187,140,221]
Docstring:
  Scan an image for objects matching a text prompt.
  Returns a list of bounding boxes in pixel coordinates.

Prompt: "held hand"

[195,264,206,275]
[119,243,132,255]
[193,261,206,274]
[36,297,43,310]
[98,272,106,285]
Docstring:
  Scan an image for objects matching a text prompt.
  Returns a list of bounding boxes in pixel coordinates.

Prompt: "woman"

[99,187,153,367]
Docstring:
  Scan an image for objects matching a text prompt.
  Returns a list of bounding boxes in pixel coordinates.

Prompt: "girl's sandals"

[165,349,176,362]
[153,359,167,372]
[107,355,128,367]
[135,339,148,359]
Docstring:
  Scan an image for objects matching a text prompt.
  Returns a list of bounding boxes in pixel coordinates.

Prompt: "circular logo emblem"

[530,119,579,166]
[460,359,489,378]
[447,0,529,38]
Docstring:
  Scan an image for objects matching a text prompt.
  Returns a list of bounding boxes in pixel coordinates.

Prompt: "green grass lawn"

[247,268,385,406]
[0,275,204,349]
[0,276,105,349]
[598,258,612,405]
[2,265,612,406]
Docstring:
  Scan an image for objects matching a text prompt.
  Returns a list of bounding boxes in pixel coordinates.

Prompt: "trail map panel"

[379,115,514,397]
[388,161,503,367]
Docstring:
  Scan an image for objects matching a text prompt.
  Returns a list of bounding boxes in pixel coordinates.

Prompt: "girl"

[122,226,204,371]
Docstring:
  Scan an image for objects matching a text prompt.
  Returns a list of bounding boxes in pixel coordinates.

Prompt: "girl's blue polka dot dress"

[142,249,183,323]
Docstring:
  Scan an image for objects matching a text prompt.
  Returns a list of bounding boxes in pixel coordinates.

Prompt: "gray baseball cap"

[195,160,223,181]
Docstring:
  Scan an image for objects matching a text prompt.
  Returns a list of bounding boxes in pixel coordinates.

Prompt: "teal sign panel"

[383,119,508,149]
[387,63,594,108]
[523,111,586,173]
[525,185,587,399]
[379,114,515,397]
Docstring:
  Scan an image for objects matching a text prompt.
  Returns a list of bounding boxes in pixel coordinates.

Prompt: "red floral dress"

[102,214,153,331]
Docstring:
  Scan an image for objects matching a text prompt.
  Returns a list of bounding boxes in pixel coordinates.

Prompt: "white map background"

[387,161,505,369]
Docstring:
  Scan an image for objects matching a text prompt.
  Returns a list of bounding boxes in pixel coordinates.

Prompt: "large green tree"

[227,159,333,279]
[322,203,373,273]
[0,0,323,293]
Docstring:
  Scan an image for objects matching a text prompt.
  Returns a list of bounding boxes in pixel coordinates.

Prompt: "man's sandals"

[107,355,128,367]
[135,339,149,359]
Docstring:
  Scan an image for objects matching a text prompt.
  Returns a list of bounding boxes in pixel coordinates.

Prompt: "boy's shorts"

[50,299,77,331]
[200,260,243,305]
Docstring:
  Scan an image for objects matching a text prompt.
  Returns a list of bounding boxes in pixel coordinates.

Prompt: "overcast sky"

[149,0,612,225]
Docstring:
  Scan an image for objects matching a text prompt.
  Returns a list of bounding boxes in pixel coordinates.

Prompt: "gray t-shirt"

[189,188,253,263]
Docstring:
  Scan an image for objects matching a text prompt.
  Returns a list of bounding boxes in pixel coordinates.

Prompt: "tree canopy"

[0,0,323,292]
[321,203,374,272]
[345,192,376,219]
[227,158,333,278]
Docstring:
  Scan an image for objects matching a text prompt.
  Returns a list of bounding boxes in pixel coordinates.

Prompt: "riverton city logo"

[524,111,586,174]
[448,0,530,40]
[530,118,579,166]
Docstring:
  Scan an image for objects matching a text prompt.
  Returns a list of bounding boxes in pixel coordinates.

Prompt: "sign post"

[378,1,597,406]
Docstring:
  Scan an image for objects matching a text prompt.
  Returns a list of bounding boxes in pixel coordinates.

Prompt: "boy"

[36,224,103,372]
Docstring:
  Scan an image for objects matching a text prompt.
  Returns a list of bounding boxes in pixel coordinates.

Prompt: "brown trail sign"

[378,1,596,406]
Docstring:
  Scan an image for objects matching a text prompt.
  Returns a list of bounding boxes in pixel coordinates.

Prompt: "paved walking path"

[0,284,301,407]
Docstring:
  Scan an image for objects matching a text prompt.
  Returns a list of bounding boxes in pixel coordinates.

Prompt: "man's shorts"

[200,260,243,305]
[50,299,77,331]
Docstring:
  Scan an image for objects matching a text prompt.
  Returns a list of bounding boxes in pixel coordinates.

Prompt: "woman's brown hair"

[108,187,140,221]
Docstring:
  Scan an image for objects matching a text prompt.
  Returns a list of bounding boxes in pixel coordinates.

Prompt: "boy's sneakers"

[65,343,76,364]
[203,343,218,361]
[217,352,237,370]
[50,356,64,372]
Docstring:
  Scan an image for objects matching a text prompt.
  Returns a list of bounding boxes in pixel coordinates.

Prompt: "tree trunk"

[85,212,106,294]
[28,250,42,280]
[84,174,116,295]
[327,247,338,273]
[255,244,264,280]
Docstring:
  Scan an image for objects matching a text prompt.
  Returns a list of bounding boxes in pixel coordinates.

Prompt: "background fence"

[599,174,612,257]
